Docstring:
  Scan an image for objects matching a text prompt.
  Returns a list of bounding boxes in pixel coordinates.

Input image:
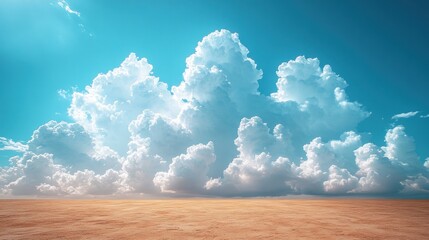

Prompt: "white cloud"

[392,111,419,120]
[0,121,123,196]
[121,135,166,194]
[4,153,61,195]
[271,56,370,139]
[57,87,77,99]
[214,117,297,196]
[323,165,358,194]
[27,121,119,172]
[382,125,420,170]
[1,151,122,196]
[69,53,180,155]
[57,0,80,17]
[128,110,191,161]
[354,143,401,193]
[46,168,123,195]
[0,137,28,152]
[401,175,429,194]
[420,114,429,119]
[54,1,93,40]
[173,30,262,104]
[1,29,428,197]
[57,89,68,99]
[293,131,362,194]
[352,125,425,195]
[154,142,216,194]
[171,30,369,179]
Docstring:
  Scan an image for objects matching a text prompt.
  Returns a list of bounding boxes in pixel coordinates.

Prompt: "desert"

[1,199,428,239]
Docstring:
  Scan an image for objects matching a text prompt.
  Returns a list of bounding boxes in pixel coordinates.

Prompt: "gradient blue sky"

[1,0,428,163]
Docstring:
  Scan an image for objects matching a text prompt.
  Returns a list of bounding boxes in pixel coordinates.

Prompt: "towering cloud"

[68,53,180,155]
[271,56,370,139]
[213,116,297,196]
[1,29,428,197]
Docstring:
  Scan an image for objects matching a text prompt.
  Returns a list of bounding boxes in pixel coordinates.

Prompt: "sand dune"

[1,199,428,239]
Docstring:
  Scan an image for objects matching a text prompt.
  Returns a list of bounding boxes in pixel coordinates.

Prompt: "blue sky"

[0,0,428,197]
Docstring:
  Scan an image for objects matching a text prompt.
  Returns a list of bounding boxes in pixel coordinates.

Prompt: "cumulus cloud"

[69,53,180,155]
[1,122,122,196]
[323,165,358,194]
[293,131,362,194]
[4,153,61,195]
[354,143,402,193]
[353,125,427,194]
[271,56,370,139]
[1,29,428,197]
[122,134,167,193]
[1,152,122,196]
[26,121,119,172]
[382,126,420,170]
[212,116,297,196]
[401,175,429,194]
[392,111,419,120]
[154,142,216,194]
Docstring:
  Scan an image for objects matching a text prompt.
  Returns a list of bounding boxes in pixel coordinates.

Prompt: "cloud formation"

[1,29,428,197]
[392,111,419,120]
[57,0,80,17]
[0,137,28,152]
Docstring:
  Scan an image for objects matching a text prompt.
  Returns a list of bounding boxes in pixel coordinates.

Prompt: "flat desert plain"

[1,199,428,239]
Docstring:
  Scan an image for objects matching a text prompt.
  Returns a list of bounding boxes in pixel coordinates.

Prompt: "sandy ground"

[0,199,428,239]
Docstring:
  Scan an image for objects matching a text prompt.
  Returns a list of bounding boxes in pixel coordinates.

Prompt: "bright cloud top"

[1,30,428,197]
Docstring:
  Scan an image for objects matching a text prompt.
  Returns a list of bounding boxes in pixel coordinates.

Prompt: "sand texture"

[1,199,428,239]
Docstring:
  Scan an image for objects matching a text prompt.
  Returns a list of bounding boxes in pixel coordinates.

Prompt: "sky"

[0,0,428,197]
